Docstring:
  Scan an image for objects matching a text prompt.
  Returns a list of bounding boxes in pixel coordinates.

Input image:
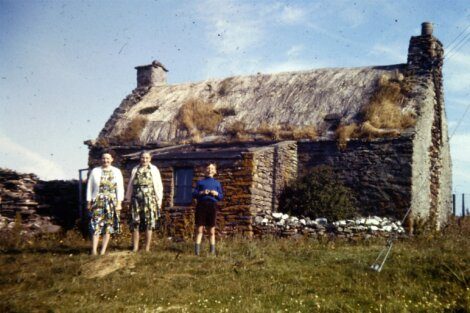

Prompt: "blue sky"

[0,0,469,198]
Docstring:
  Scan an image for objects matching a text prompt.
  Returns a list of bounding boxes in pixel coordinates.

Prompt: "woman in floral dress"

[126,151,163,252]
[86,151,124,255]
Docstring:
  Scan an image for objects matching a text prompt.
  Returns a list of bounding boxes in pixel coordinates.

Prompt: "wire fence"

[452,193,469,217]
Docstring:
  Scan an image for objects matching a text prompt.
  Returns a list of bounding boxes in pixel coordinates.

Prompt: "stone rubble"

[253,210,405,238]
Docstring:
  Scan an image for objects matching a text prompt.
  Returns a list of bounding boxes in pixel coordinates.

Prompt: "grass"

[226,122,318,142]
[0,218,469,313]
[177,98,223,142]
[336,73,417,149]
[116,116,148,143]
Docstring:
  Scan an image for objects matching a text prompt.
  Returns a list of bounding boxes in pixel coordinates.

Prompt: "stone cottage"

[85,22,451,235]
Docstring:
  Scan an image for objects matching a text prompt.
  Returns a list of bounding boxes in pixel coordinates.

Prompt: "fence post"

[453,194,456,216]
[463,193,466,217]
[78,169,89,219]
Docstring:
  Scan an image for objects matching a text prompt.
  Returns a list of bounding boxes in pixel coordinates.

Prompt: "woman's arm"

[152,165,164,208]
[86,168,95,203]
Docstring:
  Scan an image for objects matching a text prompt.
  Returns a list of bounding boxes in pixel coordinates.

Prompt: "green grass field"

[0,219,469,313]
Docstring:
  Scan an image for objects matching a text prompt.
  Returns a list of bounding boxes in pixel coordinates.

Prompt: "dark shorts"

[195,200,218,228]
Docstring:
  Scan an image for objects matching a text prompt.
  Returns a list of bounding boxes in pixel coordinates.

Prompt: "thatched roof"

[98,64,410,145]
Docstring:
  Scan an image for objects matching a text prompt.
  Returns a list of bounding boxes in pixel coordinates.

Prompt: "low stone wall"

[253,211,405,239]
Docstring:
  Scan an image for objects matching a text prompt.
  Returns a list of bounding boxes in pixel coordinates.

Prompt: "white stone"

[369,225,379,231]
[261,218,269,225]
[254,216,264,224]
[382,225,392,232]
[299,219,306,225]
[272,212,283,219]
[365,218,380,226]
[276,220,285,226]
[338,220,347,226]
[282,214,289,220]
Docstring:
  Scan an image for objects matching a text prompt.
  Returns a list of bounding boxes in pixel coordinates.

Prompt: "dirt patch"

[81,251,136,279]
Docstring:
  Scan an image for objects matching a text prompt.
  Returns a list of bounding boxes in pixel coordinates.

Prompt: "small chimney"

[421,22,433,36]
[407,22,443,76]
[135,60,168,88]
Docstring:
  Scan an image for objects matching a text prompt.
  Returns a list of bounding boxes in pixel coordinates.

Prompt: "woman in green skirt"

[125,151,163,252]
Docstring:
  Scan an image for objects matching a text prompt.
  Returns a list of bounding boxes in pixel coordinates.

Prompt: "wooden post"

[78,169,89,219]
[462,193,466,217]
[453,194,456,216]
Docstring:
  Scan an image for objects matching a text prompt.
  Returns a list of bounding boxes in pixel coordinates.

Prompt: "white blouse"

[125,164,163,208]
[86,166,124,202]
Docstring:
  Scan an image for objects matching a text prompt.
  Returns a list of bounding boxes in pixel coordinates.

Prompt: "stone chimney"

[135,60,168,88]
[407,22,443,77]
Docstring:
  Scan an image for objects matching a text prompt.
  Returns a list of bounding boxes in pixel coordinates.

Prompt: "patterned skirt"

[129,186,159,232]
[89,194,120,235]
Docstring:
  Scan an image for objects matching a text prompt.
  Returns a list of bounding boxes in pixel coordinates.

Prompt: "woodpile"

[0,168,78,235]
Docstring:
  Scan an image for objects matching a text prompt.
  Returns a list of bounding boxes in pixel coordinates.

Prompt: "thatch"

[99,64,411,145]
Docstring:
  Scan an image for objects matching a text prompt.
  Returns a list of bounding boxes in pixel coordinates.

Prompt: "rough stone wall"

[249,141,298,216]
[249,147,275,215]
[297,138,414,218]
[272,141,298,210]
[407,31,451,229]
[122,156,255,238]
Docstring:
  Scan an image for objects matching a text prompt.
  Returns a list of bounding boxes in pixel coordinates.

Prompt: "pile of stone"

[0,168,66,235]
[253,210,405,238]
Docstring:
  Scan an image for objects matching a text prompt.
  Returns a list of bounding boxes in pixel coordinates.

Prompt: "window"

[173,168,194,205]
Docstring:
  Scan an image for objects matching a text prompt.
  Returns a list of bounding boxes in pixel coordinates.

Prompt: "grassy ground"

[0,219,469,313]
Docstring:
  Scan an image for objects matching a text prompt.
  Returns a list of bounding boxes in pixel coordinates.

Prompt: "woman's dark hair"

[139,150,151,158]
[101,149,116,159]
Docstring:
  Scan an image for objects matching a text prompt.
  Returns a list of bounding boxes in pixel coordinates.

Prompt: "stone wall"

[123,155,255,238]
[297,137,414,219]
[249,141,297,215]
[407,25,452,229]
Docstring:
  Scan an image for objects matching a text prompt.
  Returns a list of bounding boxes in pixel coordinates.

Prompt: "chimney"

[407,22,443,76]
[135,60,168,88]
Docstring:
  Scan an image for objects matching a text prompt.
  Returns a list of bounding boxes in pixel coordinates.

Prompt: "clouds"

[0,131,66,180]
[444,51,470,93]
[370,43,408,63]
[450,133,470,189]
[197,0,266,55]
[279,5,306,25]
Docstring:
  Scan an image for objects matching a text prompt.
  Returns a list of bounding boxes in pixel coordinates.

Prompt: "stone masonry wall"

[249,141,298,216]
[272,141,298,211]
[407,28,452,229]
[297,137,414,219]
[123,156,255,238]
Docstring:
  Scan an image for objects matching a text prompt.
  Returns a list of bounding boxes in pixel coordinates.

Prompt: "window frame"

[173,167,194,206]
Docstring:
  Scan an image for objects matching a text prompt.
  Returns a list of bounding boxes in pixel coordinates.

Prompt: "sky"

[0,0,469,200]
